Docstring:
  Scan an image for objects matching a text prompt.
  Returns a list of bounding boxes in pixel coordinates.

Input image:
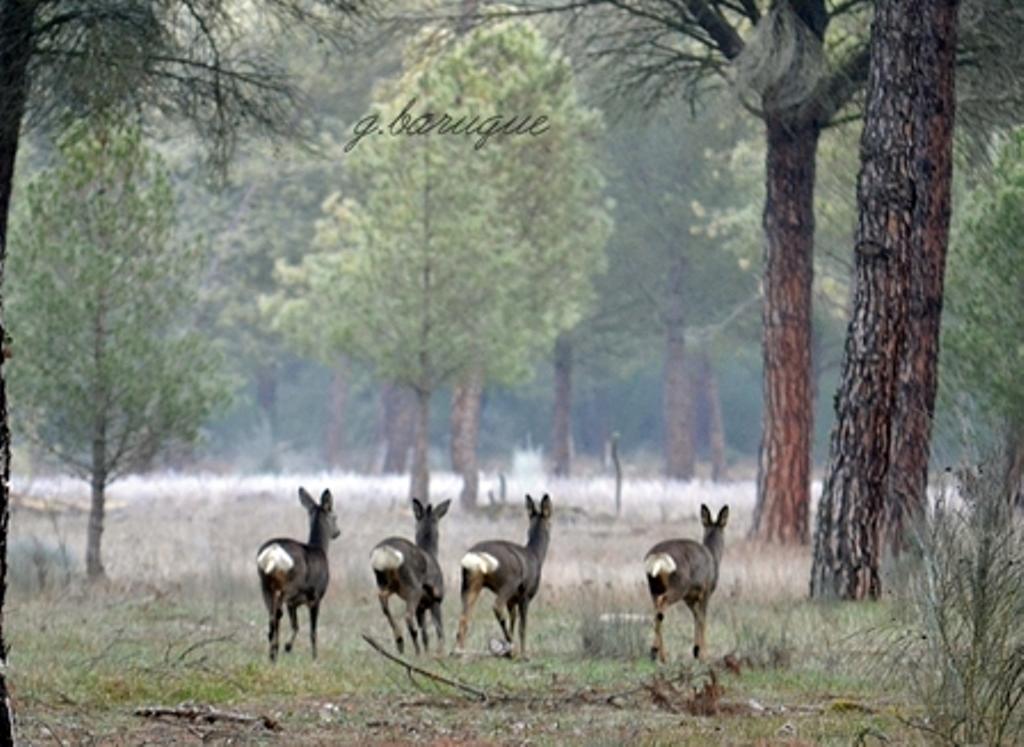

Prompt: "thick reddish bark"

[324,360,348,469]
[663,255,695,480]
[752,117,818,544]
[810,0,959,599]
[886,0,958,551]
[380,383,414,474]
[0,1,34,738]
[450,368,483,510]
[551,335,572,477]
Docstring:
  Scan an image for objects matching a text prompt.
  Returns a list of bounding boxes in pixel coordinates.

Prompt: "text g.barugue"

[345,97,550,153]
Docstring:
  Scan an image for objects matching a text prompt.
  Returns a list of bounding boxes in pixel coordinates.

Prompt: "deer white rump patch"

[370,545,404,571]
[257,544,294,575]
[644,553,677,578]
[461,551,500,575]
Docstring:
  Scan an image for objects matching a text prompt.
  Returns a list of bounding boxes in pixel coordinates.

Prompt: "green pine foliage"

[941,128,1024,428]
[267,19,612,396]
[7,123,229,481]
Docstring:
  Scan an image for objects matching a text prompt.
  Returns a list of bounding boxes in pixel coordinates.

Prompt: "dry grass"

[7,472,918,745]
[11,471,810,601]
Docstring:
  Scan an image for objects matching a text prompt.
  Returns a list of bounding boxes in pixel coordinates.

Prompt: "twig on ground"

[361,633,489,702]
[38,720,66,747]
[133,704,279,731]
[586,665,697,705]
[364,633,713,713]
[175,634,235,663]
[80,629,131,669]
[644,675,682,713]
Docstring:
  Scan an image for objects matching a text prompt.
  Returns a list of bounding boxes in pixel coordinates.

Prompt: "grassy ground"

[8,475,923,745]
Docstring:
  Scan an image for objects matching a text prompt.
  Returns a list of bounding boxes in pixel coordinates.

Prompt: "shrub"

[8,535,76,595]
[726,610,793,670]
[887,464,1024,745]
[579,609,650,659]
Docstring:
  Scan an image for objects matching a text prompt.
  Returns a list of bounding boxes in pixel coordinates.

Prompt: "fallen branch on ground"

[361,633,489,702]
[362,634,728,713]
[171,633,235,664]
[133,704,279,731]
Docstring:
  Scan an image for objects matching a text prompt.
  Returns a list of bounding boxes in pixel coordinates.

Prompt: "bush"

[726,610,793,670]
[887,464,1024,745]
[8,535,76,595]
[579,609,650,659]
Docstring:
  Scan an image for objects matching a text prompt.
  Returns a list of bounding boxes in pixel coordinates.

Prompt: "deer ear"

[540,494,552,518]
[299,487,317,512]
[525,494,537,516]
[433,499,452,519]
[717,506,729,527]
[412,498,425,520]
[700,504,712,527]
[320,489,334,511]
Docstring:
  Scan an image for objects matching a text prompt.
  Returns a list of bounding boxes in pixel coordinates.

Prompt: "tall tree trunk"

[450,369,483,510]
[410,388,432,501]
[886,2,958,551]
[551,334,572,477]
[380,383,414,473]
[810,0,959,600]
[87,297,110,580]
[1003,421,1024,509]
[663,255,695,479]
[698,351,728,482]
[86,471,107,580]
[751,117,819,544]
[324,360,348,469]
[581,388,610,458]
[0,2,34,739]
[255,365,278,441]
[611,432,622,515]
[457,0,479,32]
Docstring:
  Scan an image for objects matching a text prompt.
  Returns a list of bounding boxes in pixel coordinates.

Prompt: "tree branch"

[680,0,744,59]
[361,633,489,702]
[812,42,870,126]
[134,705,279,731]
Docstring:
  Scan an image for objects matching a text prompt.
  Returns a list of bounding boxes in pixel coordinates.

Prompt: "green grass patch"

[7,581,927,744]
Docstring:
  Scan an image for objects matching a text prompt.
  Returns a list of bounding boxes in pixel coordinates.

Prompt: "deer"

[454,493,552,659]
[644,503,729,663]
[369,498,452,655]
[256,487,340,662]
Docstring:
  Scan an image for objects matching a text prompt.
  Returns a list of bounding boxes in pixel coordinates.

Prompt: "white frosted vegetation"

[11,472,824,601]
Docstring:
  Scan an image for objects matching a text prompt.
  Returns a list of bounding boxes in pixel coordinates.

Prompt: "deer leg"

[416,604,429,652]
[691,597,708,660]
[267,590,284,663]
[492,591,515,644]
[404,592,423,656]
[430,600,445,653]
[309,601,320,660]
[262,588,274,662]
[284,604,300,653]
[454,574,483,654]
[651,594,669,664]
[379,590,404,654]
[507,600,518,638]
[516,599,529,660]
